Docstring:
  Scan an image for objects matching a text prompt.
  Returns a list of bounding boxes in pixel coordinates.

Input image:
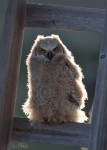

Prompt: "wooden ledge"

[25,4,106,32]
[12,117,90,147]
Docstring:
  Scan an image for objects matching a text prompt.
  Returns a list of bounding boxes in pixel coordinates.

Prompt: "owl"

[22,34,88,124]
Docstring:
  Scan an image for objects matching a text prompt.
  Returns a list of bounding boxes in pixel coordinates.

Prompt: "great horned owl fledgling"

[22,34,88,124]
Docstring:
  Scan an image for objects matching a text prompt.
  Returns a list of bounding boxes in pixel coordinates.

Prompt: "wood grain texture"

[12,117,90,147]
[25,4,106,32]
[88,8,107,150]
[0,0,27,149]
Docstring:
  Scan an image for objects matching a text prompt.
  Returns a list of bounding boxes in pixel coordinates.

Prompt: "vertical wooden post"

[0,0,27,149]
[88,7,107,150]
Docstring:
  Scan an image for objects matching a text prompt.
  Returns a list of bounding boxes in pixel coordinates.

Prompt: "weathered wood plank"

[12,117,90,147]
[0,0,27,150]
[25,4,106,32]
[88,7,107,150]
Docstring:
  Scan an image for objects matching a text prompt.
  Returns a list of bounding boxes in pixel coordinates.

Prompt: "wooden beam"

[0,0,27,150]
[88,7,107,150]
[12,117,90,147]
[25,4,106,33]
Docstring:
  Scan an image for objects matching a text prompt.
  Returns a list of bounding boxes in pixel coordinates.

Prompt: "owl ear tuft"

[51,34,60,39]
[35,35,44,41]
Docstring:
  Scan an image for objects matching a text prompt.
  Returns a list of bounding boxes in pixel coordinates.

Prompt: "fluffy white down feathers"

[22,34,88,124]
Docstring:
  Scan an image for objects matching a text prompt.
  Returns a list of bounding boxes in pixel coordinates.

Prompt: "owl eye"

[40,48,46,53]
[53,46,59,52]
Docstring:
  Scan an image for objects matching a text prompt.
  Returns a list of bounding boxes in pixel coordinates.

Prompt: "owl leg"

[22,99,41,123]
[69,109,88,123]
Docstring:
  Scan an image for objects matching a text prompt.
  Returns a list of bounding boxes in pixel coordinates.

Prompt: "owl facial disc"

[39,39,58,51]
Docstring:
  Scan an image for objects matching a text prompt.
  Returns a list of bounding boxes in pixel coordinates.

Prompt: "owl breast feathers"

[22,34,88,123]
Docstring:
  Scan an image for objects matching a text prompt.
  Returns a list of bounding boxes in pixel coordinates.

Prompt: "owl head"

[30,34,71,61]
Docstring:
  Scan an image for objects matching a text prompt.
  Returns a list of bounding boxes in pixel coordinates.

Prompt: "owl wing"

[68,92,80,107]
[65,57,84,80]
[65,57,87,107]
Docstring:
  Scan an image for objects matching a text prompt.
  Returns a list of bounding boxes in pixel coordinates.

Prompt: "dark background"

[0,0,105,150]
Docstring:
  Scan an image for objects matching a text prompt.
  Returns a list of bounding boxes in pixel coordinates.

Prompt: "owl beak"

[47,51,53,60]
